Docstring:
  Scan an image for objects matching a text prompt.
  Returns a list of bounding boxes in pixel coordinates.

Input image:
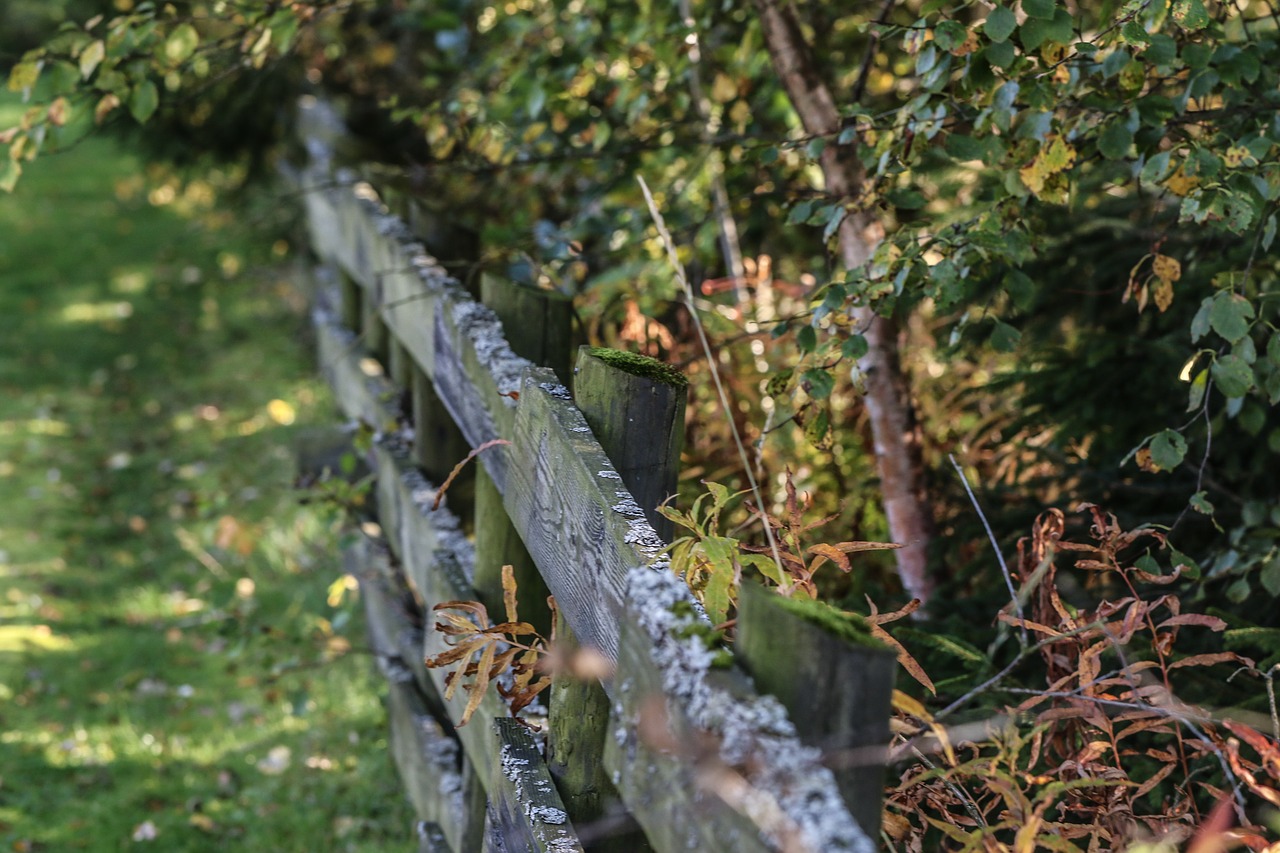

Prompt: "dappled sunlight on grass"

[0,95,412,851]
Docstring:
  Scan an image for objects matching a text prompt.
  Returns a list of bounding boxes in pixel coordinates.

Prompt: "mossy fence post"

[735,579,896,836]
[542,345,687,851]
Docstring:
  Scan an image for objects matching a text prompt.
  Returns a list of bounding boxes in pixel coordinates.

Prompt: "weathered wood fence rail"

[291,98,893,853]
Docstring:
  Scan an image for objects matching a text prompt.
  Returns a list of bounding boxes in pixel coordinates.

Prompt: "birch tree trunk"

[753,0,938,606]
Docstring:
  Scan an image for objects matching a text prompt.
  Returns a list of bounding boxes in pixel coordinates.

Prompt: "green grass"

[0,100,413,850]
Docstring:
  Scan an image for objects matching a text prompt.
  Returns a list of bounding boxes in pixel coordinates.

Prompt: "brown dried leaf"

[1167,651,1255,670]
[1157,613,1227,632]
[458,640,497,726]
[501,564,519,624]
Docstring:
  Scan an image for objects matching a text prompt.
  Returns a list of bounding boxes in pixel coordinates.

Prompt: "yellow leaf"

[8,60,42,92]
[266,398,295,425]
[1152,253,1181,282]
[711,72,738,103]
[1163,163,1199,196]
[1019,136,1076,197]
[501,564,519,624]
[79,40,105,79]
[1152,276,1174,312]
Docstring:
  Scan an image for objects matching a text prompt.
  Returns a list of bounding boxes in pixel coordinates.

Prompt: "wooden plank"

[416,822,453,853]
[485,718,585,853]
[603,567,876,853]
[314,305,400,431]
[736,580,895,837]
[387,680,468,851]
[505,368,671,664]
[350,539,435,705]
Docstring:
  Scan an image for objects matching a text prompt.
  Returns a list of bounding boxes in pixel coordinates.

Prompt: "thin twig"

[637,176,787,583]
[1267,663,1280,739]
[949,454,1026,648]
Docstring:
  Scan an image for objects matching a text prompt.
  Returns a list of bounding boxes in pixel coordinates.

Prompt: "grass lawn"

[0,98,413,850]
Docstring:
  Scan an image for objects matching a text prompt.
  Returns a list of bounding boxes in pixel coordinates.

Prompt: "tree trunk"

[753,0,938,606]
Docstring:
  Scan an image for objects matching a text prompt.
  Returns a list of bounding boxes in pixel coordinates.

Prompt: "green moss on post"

[735,580,895,837]
[583,346,688,389]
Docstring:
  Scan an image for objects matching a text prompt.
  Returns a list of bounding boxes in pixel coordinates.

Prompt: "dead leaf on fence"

[431,439,511,510]
[425,567,554,726]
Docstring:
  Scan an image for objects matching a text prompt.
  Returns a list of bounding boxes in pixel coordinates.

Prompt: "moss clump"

[766,591,889,651]
[586,346,689,389]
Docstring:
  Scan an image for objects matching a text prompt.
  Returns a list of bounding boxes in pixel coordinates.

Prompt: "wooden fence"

[290,97,895,853]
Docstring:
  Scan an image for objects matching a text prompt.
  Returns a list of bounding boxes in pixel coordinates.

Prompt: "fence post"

[734,580,896,837]
[544,346,686,850]
[471,275,571,632]
[571,347,687,541]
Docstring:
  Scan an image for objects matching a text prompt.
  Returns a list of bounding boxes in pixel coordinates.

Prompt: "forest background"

[4,0,1280,849]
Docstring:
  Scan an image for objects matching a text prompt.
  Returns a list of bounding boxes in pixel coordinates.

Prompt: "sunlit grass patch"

[0,92,411,851]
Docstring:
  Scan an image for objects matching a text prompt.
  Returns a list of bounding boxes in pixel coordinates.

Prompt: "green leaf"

[1190,296,1213,343]
[1260,554,1280,597]
[1226,577,1250,603]
[796,324,817,353]
[1020,10,1073,50]
[1209,292,1255,343]
[804,408,831,448]
[164,23,199,66]
[1149,429,1187,470]
[129,79,159,123]
[1022,0,1056,20]
[1097,121,1133,160]
[990,321,1022,352]
[842,334,869,360]
[803,368,835,399]
[1168,547,1201,580]
[1190,490,1215,514]
[1172,0,1210,30]
[1187,368,1208,411]
[806,136,826,159]
[1211,354,1253,398]
[786,199,814,225]
[0,159,20,193]
[985,6,1017,42]
[946,134,987,162]
[986,39,1017,69]
[934,21,968,52]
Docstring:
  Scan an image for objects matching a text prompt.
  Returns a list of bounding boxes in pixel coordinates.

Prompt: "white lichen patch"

[538,381,573,401]
[527,805,567,825]
[624,567,875,853]
[598,470,622,480]
[447,297,532,400]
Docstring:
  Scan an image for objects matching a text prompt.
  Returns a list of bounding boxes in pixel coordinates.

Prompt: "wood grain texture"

[736,581,894,836]
[387,680,468,851]
[504,368,671,665]
[485,718,585,853]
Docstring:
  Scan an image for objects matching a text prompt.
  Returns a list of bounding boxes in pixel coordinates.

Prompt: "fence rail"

[292,97,891,853]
